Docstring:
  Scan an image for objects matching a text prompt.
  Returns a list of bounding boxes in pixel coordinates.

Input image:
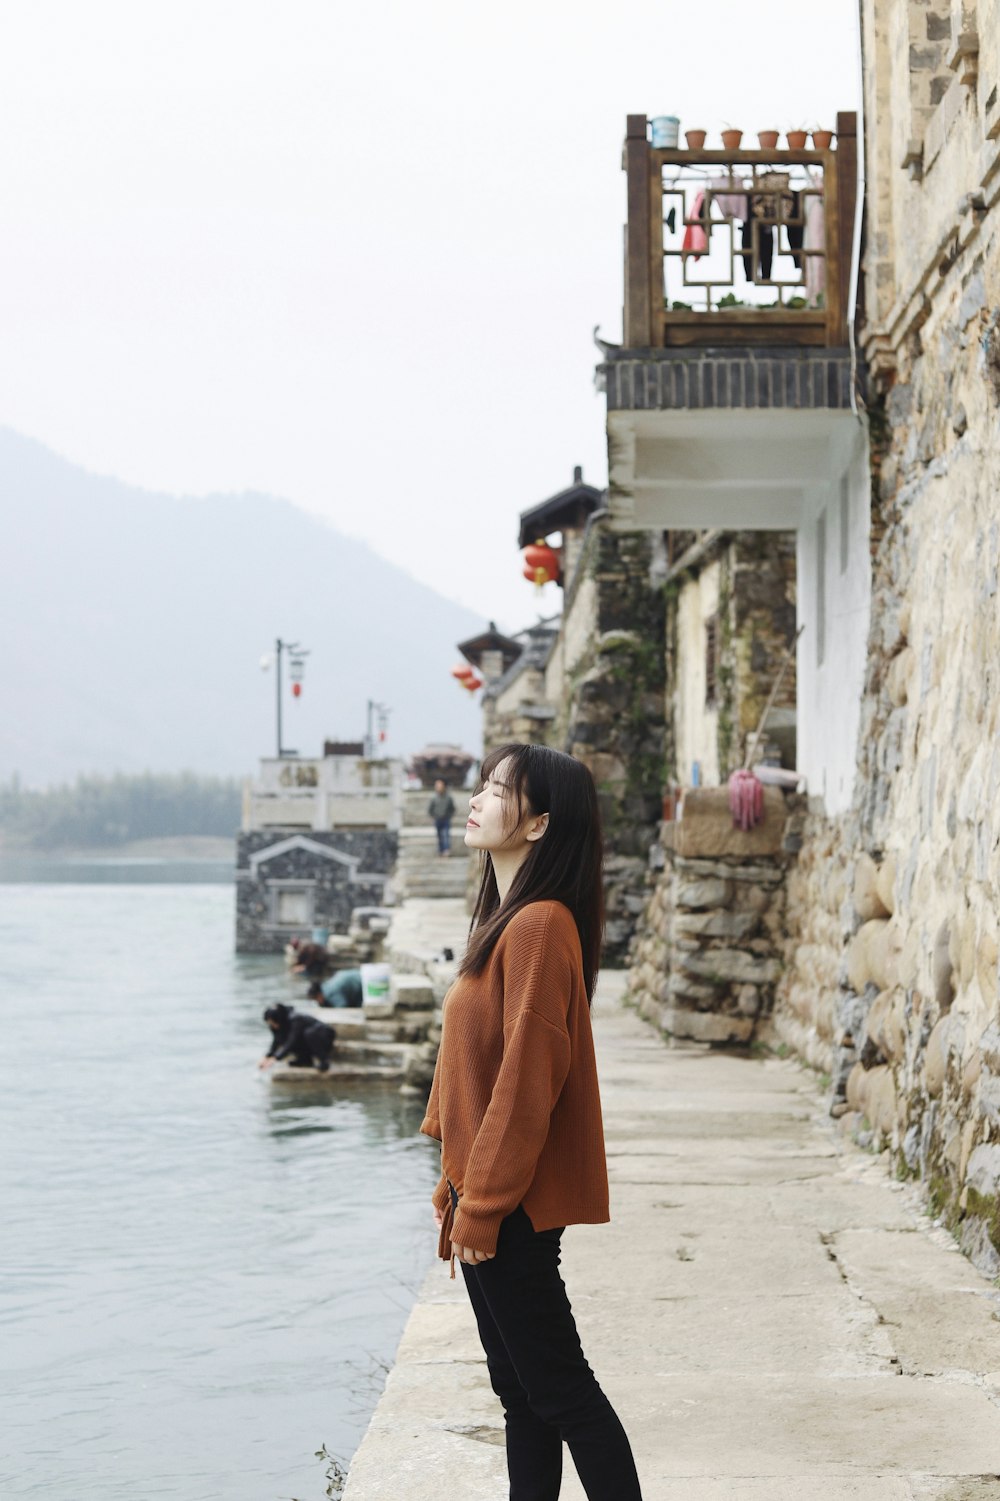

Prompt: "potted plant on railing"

[786,127,808,149]
[758,129,780,150]
[812,127,834,149]
[684,128,707,150]
[721,125,743,151]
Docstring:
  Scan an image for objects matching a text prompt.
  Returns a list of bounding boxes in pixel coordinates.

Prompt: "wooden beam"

[624,115,652,347]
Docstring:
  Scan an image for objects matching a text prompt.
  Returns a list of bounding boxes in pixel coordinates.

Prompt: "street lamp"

[365,699,391,760]
[260,638,310,757]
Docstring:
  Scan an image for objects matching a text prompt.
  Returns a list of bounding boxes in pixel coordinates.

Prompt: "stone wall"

[235,829,397,953]
[629,787,804,1043]
[774,34,1000,1275]
[667,530,798,788]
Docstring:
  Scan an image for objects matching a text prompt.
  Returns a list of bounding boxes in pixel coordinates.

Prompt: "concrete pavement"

[343,976,1000,1500]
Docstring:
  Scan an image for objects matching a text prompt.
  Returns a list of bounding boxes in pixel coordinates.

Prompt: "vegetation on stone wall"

[559,526,667,958]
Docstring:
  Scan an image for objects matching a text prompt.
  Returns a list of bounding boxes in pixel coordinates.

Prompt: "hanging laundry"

[707,176,748,221]
[785,191,806,272]
[741,215,773,281]
[740,173,792,284]
[804,190,826,304]
[682,191,709,259]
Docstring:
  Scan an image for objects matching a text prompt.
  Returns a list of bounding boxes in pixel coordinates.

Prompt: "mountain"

[0,429,484,784]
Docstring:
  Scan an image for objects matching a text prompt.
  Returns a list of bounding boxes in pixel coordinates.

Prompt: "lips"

[466,819,479,828]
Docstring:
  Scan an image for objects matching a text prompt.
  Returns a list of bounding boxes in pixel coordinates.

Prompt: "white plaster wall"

[675,561,721,787]
[544,571,597,714]
[796,424,871,813]
[562,572,598,677]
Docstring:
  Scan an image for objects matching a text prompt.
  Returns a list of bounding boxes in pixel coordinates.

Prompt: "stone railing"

[243,756,402,831]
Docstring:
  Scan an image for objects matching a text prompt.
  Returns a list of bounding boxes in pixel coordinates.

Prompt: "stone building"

[776,0,1000,1271]
[461,472,670,960]
[589,46,1000,1277]
[235,747,400,952]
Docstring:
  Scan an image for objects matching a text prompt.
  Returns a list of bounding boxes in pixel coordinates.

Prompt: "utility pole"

[276,637,284,758]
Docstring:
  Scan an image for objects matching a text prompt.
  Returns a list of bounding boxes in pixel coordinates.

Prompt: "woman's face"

[465,758,524,852]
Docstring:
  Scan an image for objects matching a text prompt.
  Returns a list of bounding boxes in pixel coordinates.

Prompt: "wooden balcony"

[623,112,858,350]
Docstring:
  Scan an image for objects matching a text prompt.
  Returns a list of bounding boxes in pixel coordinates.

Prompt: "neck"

[491,847,530,904]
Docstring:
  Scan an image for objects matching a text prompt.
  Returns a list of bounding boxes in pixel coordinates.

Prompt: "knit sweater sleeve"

[431,1172,450,1214]
[450,908,574,1254]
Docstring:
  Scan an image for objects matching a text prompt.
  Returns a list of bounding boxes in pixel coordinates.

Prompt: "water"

[1,882,440,1501]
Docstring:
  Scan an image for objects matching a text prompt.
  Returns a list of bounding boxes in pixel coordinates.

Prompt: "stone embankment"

[269,896,467,1092]
[343,981,1000,1500]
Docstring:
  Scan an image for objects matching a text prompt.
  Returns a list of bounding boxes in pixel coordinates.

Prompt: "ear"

[525,812,549,844]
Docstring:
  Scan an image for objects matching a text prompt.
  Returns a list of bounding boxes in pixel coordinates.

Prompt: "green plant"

[288,1443,348,1501]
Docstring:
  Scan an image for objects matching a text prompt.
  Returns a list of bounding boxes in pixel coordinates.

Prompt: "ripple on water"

[3,883,440,1501]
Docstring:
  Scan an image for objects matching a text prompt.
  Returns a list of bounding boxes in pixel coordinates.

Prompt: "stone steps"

[395,827,470,898]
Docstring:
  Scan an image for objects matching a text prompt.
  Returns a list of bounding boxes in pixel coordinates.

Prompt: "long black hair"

[458,743,604,1001]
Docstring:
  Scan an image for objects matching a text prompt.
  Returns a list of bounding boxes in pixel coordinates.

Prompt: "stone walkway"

[343,978,1000,1500]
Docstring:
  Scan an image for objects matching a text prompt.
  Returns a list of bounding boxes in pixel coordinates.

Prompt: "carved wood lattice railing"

[624,113,858,349]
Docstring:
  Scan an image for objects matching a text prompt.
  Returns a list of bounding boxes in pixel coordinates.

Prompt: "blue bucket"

[651,115,680,149]
[310,926,329,945]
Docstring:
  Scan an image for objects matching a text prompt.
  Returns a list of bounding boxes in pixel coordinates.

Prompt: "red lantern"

[292,682,301,698]
[451,662,476,683]
[462,672,483,693]
[522,538,561,589]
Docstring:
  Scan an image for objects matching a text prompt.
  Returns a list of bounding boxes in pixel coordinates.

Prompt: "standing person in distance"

[428,777,456,857]
[421,743,643,1501]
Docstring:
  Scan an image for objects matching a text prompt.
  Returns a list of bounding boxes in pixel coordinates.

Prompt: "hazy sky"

[1,1,860,632]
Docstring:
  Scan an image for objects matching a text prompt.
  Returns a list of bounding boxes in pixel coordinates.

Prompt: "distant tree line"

[0,772,243,849]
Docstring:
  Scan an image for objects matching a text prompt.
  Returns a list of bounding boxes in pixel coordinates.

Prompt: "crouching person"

[259,1004,336,1073]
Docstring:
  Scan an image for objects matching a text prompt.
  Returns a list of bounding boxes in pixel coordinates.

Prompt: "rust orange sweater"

[420,899,610,1257]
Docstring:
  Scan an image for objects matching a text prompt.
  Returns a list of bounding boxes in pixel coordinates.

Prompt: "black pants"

[458,1199,643,1501]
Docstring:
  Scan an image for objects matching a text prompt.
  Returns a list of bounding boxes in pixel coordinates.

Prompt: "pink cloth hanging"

[805,191,826,304]
[682,191,709,258]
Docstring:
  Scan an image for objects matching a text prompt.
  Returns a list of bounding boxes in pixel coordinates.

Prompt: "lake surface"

[1,882,440,1501]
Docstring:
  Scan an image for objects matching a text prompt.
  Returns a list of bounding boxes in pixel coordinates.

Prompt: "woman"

[258,1003,335,1072]
[420,743,643,1501]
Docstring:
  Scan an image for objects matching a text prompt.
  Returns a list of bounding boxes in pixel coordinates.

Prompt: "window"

[705,615,718,707]
[272,886,313,927]
[816,512,827,668]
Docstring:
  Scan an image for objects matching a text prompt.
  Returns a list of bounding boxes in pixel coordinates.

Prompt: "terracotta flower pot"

[721,128,743,151]
[684,129,707,150]
[786,129,808,149]
[758,129,780,150]
[812,128,834,149]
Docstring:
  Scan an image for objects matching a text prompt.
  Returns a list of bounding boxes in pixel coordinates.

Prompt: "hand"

[258,1057,275,1071]
[451,1241,495,1264]
[433,1205,444,1229]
